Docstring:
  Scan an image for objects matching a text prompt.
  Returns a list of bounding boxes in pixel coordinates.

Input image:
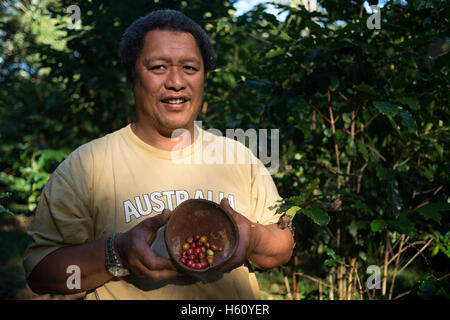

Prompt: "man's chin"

[158,120,194,137]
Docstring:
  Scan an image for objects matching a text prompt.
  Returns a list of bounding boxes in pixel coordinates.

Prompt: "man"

[23,9,294,300]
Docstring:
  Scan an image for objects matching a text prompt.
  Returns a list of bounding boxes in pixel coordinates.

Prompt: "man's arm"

[218,198,294,272]
[27,238,112,294]
[27,210,179,294]
[248,223,294,269]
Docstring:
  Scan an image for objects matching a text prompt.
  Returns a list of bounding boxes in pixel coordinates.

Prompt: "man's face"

[133,29,204,136]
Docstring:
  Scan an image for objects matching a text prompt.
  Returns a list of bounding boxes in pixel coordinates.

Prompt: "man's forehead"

[142,30,200,52]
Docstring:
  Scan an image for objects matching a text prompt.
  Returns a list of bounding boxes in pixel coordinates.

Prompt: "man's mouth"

[162,98,188,104]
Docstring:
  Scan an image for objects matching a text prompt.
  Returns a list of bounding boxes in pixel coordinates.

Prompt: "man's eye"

[148,65,166,71]
[184,66,198,72]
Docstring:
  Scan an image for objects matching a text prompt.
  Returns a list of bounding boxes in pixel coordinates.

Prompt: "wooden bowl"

[164,199,239,273]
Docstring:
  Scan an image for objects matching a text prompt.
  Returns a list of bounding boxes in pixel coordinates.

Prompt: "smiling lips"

[161,96,189,106]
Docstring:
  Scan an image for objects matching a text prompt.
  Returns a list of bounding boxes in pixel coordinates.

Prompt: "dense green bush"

[1,0,448,299]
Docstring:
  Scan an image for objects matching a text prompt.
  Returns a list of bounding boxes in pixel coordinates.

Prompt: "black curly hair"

[119,9,215,87]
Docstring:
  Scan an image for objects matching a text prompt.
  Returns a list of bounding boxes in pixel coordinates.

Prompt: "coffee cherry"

[179,234,221,269]
[201,260,208,268]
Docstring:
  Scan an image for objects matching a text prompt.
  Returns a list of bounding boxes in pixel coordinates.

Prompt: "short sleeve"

[248,153,282,226]
[23,146,94,278]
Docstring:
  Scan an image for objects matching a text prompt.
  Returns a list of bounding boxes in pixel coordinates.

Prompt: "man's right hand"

[115,209,180,282]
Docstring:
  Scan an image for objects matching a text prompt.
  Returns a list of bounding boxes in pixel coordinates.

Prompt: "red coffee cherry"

[193,235,200,241]
[179,257,187,264]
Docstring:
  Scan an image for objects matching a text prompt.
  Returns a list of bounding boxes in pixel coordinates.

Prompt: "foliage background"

[0,0,448,300]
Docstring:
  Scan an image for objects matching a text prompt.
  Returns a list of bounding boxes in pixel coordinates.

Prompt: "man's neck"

[130,122,196,151]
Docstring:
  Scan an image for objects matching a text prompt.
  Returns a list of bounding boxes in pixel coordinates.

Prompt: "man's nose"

[165,67,186,91]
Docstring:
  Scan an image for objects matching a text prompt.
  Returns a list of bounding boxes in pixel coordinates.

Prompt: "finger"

[133,259,180,281]
[139,244,178,271]
[220,197,237,217]
[145,209,173,231]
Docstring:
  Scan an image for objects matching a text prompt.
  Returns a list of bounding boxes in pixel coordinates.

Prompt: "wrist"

[248,222,263,259]
[105,233,129,277]
[114,233,126,265]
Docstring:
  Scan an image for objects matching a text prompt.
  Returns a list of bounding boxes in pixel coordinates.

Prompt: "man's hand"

[216,198,260,272]
[217,197,294,273]
[115,209,180,281]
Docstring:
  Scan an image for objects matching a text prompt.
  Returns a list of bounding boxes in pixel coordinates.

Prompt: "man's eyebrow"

[143,56,201,65]
[179,57,201,65]
[144,56,170,65]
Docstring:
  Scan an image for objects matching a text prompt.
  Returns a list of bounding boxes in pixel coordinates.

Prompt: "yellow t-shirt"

[23,124,282,300]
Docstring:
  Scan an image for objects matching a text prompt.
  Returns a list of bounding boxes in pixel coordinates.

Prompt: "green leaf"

[373,101,416,133]
[390,212,416,234]
[324,258,335,267]
[397,107,417,133]
[302,206,330,225]
[265,47,285,59]
[397,97,420,110]
[357,141,369,161]
[370,219,388,232]
[416,203,450,224]
[373,101,396,116]
[323,245,338,260]
[285,205,301,217]
[376,164,395,181]
[0,204,14,215]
